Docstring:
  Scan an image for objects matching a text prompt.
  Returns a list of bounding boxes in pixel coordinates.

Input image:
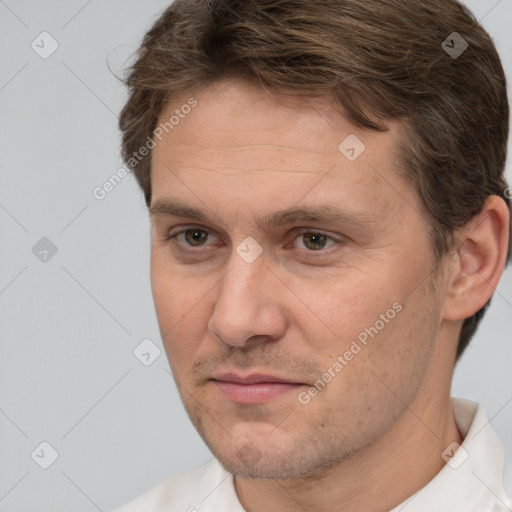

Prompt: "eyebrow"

[148,200,377,230]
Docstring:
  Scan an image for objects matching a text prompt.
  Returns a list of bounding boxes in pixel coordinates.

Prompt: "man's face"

[149,79,445,479]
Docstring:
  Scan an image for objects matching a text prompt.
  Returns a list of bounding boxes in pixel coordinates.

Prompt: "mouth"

[210,372,305,405]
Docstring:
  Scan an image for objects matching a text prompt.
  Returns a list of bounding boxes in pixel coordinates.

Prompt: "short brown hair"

[118,0,511,359]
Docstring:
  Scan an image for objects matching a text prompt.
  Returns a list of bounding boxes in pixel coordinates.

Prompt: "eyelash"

[163,225,343,255]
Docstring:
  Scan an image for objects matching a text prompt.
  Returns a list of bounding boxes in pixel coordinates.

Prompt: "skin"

[148,78,509,512]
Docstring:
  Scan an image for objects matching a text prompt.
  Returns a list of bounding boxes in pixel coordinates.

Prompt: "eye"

[164,226,342,255]
[165,227,220,248]
[291,231,338,251]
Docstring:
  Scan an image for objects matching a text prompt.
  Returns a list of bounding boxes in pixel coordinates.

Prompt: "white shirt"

[110,398,511,511]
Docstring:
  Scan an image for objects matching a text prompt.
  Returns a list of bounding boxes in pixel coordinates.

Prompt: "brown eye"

[302,233,328,250]
[292,231,336,251]
[165,226,222,250]
[184,229,209,246]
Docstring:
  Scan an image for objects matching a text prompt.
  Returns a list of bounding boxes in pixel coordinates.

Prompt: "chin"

[216,449,307,479]
[208,433,352,480]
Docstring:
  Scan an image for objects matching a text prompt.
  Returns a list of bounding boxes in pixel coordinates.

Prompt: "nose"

[207,251,288,347]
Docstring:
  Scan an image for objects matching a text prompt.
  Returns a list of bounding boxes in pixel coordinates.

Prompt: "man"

[111,0,511,510]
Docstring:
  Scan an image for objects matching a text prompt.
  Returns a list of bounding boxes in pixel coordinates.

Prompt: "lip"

[211,372,300,384]
[211,373,304,405]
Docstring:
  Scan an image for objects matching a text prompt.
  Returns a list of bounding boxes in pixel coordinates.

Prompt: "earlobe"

[443,195,510,322]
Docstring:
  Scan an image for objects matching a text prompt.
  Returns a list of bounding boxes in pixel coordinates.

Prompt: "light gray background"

[0,1,511,511]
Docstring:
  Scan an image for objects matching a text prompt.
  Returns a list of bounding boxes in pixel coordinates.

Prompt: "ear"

[443,195,510,322]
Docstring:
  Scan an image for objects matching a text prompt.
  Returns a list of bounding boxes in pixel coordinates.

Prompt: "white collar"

[389,397,511,511]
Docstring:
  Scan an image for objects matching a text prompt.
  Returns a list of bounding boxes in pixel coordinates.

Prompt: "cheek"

[150,249,199,323]
[150,257,177,328]
[287,268,400,351]
[287,266,423,402]
[150,253,209,365]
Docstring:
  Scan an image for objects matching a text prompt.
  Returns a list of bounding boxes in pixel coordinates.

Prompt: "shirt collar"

[390,397,511,512]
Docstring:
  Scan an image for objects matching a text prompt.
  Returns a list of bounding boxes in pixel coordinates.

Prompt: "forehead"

[150,78,415,225]
[154,78,402,166]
